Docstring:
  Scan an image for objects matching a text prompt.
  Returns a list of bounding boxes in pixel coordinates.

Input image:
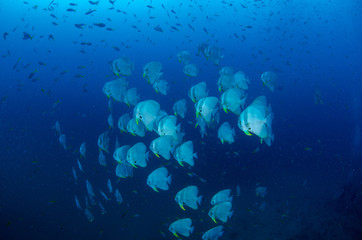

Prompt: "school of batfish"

[55,43,274,239]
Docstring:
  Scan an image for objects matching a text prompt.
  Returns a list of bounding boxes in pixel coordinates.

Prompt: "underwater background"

[0,0,361,239]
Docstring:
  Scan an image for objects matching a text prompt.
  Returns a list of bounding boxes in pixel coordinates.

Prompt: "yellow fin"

[244,130,252,136]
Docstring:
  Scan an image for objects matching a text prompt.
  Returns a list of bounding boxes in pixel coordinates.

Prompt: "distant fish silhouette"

[22,32,33,40]
[153,25,163,32]
[93,23,106,28]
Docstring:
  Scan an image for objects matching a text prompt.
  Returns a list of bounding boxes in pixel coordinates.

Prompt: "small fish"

[28,69,37,79]
[175,186,202,210]
[66,8,76,12]
[50,14,57,19]
[256,186,267,198]
[77,159,84,172]
[169,218,194,238]
[75,196,82,210]
[84,209,94,222]
[98,202,106,214]
[202,226,224,240]
[3,32,8,40]
[153,25,163,32]
[69,3,78,6]
[99,151,107,167]
[80,142,86,158]
[208,202,233,223]
[236,185,241,197]
[211,189,233,205]
[171,26,179,31]
[93,23,106,28]
[88,0,99,5]
[147,167,171,192]
[114,189,123,204]
[54,121,61,135]
[107,178,112,193]
[59,134,66,150]
[60,70,69,75]
[86,180,95,197]
[48,34,55,40]
[12,58,21,70]
[99,189,110,200]
[80,42,92,46]
[23,32,33,40]
[85,9,96,15]
[72,167,78,183]
[74,23,86,29]
[146,5,154,8]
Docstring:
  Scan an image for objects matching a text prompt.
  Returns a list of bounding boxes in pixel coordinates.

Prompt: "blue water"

[1,0,362,239]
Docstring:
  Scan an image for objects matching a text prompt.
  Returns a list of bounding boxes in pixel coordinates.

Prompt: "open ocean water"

[0,0,361,239]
